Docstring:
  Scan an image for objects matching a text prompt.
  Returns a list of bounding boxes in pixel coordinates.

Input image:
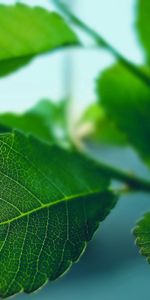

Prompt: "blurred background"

[1,0,150,299]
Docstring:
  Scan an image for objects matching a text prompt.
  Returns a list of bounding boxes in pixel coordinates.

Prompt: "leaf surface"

[134,213,150,263]
[0,4,78,76]
[0,131,117,298]
[136,0,150,64]
[0,99,69,146]
[97,63,150,166]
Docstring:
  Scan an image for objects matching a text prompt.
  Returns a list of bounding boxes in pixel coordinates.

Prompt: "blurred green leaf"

[97,63,150,166]
[0,130,117,298]
[79,103,127,146]
[0,3,78,76]
[134,212,150,264]
[0,124,10,133]
[0,99,70,147]
[136,0,150,64]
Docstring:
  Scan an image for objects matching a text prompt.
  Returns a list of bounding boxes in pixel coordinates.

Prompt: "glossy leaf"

[0,4,78,76]
[0,130,117,298]
[134,213,150,263]
[97,63,150,166]
[136,0,150,64]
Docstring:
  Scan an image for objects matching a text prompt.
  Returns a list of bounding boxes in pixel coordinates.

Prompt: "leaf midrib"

[0,133,106,226]
[0,188,102,226]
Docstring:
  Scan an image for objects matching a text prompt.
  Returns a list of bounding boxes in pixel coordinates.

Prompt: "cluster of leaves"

[0,0,150,298]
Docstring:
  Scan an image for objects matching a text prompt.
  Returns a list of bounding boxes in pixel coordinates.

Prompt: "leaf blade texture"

[134,213,150,264]
[97,63,150,166]
[0,3,78,76]
[136,0,150,64]
[0,131,117,298]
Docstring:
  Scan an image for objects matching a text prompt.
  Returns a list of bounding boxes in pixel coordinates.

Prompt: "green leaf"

[136,0,150,64]
[0,99,69,147]
[134,213,150,263]
[97,63,150,166]
[0,124,10,133]
[0,130,117,298]
[79,103,127,146]
[0,4,78,76]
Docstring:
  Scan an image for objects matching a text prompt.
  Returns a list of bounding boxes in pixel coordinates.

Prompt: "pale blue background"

[0,1,150,299]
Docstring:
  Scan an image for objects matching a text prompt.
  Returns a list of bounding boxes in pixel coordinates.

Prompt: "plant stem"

[73,136,150,193]
[94,159,150,193]
[54,1,150,193]
[55,1,150,87]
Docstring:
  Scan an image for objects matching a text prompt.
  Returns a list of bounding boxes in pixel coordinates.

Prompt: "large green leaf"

[97,63,150,166]
[136,0,150,64]
[0,99,69,146]
[134,213,150,263]
[0,3,78,76]
[0,130,117,298]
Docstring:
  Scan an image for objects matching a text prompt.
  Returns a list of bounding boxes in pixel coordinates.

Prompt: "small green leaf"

[134,213,150,263]
[79,103,127,145]
[0,4,78,76]
[0,130,117,298]
[97,63,150,166]
[0,99,69,147]
[136,0,150,64]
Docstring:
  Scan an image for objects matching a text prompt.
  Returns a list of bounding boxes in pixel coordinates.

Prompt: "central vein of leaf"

[0,189,102,226]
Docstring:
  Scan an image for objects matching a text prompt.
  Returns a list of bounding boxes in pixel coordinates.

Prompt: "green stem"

[55,1,150,87]
[74,140,150,193]
[54,1,150,193]
[89,158,150,193]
